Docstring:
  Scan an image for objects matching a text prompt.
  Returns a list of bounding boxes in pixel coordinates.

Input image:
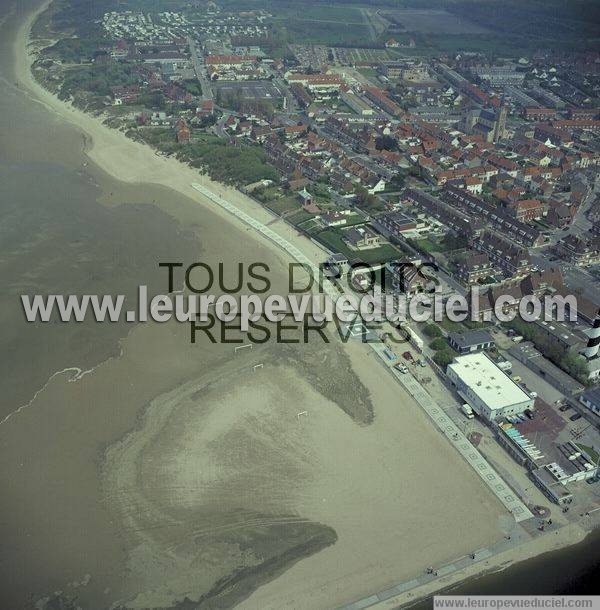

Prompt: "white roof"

[448,352,531,411]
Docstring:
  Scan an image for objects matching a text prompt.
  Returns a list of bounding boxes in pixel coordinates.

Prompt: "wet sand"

[0,1,579,608]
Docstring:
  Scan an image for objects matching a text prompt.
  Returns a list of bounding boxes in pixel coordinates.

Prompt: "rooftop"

[448,352,531,411]
[448,329,494,349]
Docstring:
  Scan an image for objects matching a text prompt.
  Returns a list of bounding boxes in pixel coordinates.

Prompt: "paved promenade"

[338,518,529,610]
[191,182,533,524]
[370,342,533,522]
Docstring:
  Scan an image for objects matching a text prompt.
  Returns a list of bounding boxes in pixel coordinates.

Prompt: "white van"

[461,403,474,419]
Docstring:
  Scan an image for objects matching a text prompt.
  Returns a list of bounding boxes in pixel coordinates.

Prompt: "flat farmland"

[272,4,366,23]
[382,9,491,34]
[271,5,372,45]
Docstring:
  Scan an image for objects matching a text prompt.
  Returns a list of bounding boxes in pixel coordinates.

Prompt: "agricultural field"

[283,21,371,46]
[271,5,372,45]
[271,4,366,24]
[381,9,491,35]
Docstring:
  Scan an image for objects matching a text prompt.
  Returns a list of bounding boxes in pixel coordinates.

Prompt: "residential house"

[456,252,494,286]
[506,199,544,222]
[343,226,382,250]
[448,330,495,354]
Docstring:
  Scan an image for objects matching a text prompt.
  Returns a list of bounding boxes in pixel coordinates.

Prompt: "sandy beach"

[17,0,329,274]
[0,1,593,609]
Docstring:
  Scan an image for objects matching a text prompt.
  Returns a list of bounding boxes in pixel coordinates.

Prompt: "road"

[530,175,600,305]
[188,36,213,101]
[190,181,533,521]
[531,252,600,304]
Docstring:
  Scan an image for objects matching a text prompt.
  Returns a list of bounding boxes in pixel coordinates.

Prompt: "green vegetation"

[183,139,279,186]
[56,62,140,99]
[134,128,278,186]
[433,347,458,369]
[44,36,106,63]
[505,318,591,385]
[439,317,466,333]
[354,186,387,213]
[263,197,299,215]
[315,228,401,264]
[411,0,600,55]
[181,80,202,96]
[440,233,468,252]
[423,323,443,338]
[216,90,275,118]
[375,135,398,152]
[276,20,371,45]
[429,337,448,351]
[410,232,467,256]
[576,444,600,464]
[269,5,372,46]
[272,4,367,22]
[450,0,600,46]
[359,67,379,80]
[286,209,314,225]
[412,237,439,254]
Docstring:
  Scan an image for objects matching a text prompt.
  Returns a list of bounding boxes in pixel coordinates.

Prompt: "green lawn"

[264,196,299,215]
[276,16,371,45]
[577,444,600,464]
[358,68,379,80]
[315,229,401,263]
[272,5,366,23]
[287,209,314,226]
[413,237,439,253]
[439,318,467,334]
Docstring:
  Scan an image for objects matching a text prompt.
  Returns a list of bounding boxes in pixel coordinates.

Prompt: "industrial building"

[340,90,375,117]
[496,404,598,506]
[581,387,600,416]
[447,352,534,422]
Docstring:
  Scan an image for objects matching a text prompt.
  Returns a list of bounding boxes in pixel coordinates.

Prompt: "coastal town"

[35,0,600,531]
[8,0,600,607]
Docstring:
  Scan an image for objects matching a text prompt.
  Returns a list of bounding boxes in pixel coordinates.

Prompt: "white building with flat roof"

[447,352,534,422]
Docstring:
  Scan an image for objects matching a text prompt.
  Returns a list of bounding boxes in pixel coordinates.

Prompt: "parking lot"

[507,358,564,405]
[212,80,282,101]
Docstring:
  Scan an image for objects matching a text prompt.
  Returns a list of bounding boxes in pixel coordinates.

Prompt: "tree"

[354,186,375,206]
[423,323,443,338]
[375,135,398,151]
[561,351,590,385]
[388,172,406,191]
[433,349,457,369]
[430,337,449,351]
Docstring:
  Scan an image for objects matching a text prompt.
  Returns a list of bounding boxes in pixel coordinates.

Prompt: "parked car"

[559,404,571,412]
[461,404,474,419]
[570,413,582,422]
[383,347,397,362]
[402,351,413,362]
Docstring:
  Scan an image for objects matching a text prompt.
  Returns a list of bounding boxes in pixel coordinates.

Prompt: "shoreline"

[14,2,598,609]
[357,524,589,610]
[17,0,329,274]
